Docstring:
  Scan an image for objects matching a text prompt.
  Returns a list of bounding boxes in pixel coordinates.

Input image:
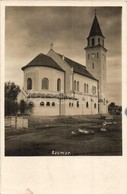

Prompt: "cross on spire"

[94,8,97,16]
[50,42,54,49]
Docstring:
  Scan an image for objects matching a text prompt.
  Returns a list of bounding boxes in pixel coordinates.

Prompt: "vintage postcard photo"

[1,1,127,194]
[4,5,122,156]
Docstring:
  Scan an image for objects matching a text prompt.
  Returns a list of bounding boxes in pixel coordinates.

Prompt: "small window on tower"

[77,81,79,92]
[104,98,105,105]
[92,38,95,46]
[98,38,100,43]
[74,80,76,91]
[87,84,89,93]
[84,83,86,93]
[92,63,94,69]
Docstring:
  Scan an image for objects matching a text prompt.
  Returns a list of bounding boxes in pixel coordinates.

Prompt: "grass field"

[5,115,122,156]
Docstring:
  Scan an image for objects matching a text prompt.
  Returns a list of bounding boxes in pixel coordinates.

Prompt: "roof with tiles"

[56,53,98,81]
[22,53,64,72]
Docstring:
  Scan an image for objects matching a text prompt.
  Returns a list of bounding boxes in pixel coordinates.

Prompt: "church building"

[19,13,108,116]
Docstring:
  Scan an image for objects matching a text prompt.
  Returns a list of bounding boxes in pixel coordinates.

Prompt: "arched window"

[84,83,86,93]
[52,102,55,106]
[28,101,34,109]
[28,101,33,106]
[46,102,50,106]
[40,101,44,106]
[27,78,32,90]
[77,81,79,91]
[77,101,79,107]
[86,102,89,108]
[42,78,49,90]
[92,38,95,46]
[57,79,61,91]
[87,84,89,93]
[94,103,96,108]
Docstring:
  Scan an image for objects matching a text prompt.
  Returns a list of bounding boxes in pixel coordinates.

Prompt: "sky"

[5,6,122,105]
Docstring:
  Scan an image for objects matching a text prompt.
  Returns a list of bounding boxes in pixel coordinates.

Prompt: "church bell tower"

[85,12,107,114]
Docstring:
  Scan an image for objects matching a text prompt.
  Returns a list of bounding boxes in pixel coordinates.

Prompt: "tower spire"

[88,13,104,38]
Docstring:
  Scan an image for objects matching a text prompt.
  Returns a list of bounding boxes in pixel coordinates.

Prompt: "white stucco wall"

[73,73,98,96]
[23,66,64,94]
[29,98,60,116]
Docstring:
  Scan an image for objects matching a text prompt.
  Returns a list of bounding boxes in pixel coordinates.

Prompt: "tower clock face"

[92,53,95,58]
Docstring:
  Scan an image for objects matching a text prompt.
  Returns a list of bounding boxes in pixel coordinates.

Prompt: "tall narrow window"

[77,101,79,107]
[84,83,86,93]
[27,78,32,90]
[92,86,94,94]
[57,78,61,91]
[92,38,95,46]
[42,78,49,90]
[74,80,76,91]
[94,103,96,108]
[87,84,89,93]
[104,98,105,105]
[86,102,89,108]
[77,81,79,91]
[92,63,94,69]
[98,38,100,43]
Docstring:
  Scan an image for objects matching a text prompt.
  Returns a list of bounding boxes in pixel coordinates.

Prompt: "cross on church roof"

[26,189,33,194]
[50,42,54,49]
